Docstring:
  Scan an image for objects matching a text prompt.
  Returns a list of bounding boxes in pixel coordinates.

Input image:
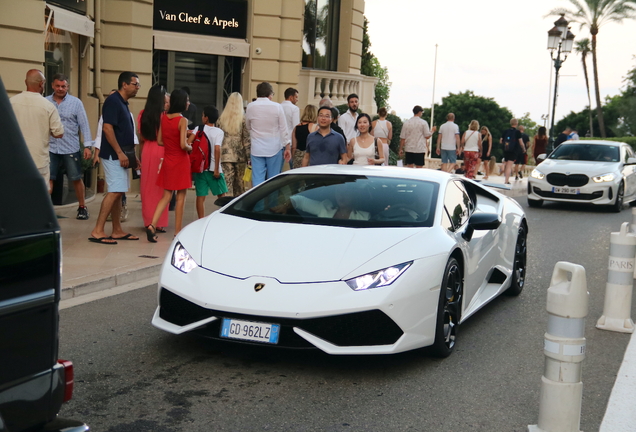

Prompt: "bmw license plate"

[552,186,580,194]
[220,318,280,344]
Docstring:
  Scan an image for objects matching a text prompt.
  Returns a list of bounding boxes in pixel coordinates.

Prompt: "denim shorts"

[101,156,130,193]
[441,149,457,164]
[50,151,83,181]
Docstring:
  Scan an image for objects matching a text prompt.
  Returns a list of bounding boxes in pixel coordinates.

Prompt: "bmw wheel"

[506,224,527,296]
[611,182,624,213]
[527,198,543,208]
[431,257,462,358]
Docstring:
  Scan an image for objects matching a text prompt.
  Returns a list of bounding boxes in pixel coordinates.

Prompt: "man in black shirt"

[516,125,530,179]
[555,127,571,148]
[500,118,525,185]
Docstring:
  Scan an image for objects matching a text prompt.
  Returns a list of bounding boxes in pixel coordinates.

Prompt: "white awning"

[46,4,95,38]
[153,30,250,58]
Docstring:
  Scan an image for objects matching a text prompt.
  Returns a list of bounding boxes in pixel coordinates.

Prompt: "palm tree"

[575,38,594,136]
[549,0,636,138]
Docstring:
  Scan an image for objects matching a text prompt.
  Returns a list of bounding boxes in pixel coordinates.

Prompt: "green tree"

[549,0,636,138]
[422,91,514,161]
[361,17,391,110]
[574,38,594,136]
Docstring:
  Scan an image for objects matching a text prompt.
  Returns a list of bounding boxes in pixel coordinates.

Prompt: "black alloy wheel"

[506,224,527,296]
[611,182,624,213]
[431,257,462,358]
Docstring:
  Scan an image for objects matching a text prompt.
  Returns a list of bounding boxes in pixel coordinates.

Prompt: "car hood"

[537,159,619,175]
[198,213,420,283]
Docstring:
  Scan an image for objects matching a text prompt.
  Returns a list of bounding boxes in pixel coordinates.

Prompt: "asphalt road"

[58,199,636,432]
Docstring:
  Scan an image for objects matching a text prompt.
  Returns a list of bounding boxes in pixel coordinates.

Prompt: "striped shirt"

[46,93,93,154]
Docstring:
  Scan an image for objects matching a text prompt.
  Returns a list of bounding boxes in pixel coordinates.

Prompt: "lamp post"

[547,14,575,152]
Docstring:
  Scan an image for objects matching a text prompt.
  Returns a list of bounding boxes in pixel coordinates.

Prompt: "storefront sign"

[154,0,247,39]
[47,0,87,15]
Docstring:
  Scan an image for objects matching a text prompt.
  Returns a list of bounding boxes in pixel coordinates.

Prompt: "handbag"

[243,165,252,182]
[121,145,138,170]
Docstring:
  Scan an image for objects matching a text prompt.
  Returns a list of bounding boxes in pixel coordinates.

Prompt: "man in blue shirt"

[89,71,140,244]
[46,73,93,219]
[302,106,347,166]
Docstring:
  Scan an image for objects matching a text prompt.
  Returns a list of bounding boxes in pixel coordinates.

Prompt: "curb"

[61,263,162,301]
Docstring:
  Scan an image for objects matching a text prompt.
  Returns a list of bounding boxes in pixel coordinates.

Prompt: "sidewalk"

[57,188,217,300]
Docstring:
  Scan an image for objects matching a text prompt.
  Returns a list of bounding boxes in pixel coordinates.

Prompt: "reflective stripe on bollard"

[597,222,635,334]
[529,262,588,432]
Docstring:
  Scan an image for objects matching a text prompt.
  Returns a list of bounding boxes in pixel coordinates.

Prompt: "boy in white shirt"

[188,106,228,218]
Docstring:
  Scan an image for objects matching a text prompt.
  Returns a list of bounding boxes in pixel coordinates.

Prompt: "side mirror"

[627,157,636,165]
[536,153,547,164]
[214,196,235,207]
[462,213,501,241]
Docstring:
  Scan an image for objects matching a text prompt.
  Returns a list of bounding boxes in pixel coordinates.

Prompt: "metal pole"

[430,44,438,128]
[548,44,562,153]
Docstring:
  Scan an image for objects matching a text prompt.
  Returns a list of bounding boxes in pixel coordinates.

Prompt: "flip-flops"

[145,225,158,243]
[110,233,139,241]
[88,236,117,245]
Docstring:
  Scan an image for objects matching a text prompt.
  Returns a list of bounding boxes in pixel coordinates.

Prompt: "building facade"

[1,0,375,197]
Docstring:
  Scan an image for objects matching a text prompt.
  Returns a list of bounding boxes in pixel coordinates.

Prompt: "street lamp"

[547,14,575,152]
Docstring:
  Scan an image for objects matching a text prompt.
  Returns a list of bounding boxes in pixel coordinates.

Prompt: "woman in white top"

[460,119,482,179]
[371,107,392,166]
[347,113,385,166]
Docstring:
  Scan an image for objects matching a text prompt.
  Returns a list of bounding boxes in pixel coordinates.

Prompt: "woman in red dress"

[138,85,169,232]
[146,89,192,242]
[533,126,549,162]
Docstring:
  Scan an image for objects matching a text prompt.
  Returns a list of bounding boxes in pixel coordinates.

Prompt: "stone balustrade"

[297,69,378,114]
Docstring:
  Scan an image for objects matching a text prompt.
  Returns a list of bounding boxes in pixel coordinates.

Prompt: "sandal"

[156,227,167,233]
[145,224,158,243]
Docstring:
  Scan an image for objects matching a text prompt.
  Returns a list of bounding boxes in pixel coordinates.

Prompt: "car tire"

[610,182,624,213]
[431,257,462,358]
[527,198,543,208]
[505,224,527,296]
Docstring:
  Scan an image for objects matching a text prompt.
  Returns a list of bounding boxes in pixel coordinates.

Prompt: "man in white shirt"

[399,105,436,168]
[281,87,300,168]
[10,69,64,191]
[435,113,460,172]
[338,93,359,143]
[245,82,291,186]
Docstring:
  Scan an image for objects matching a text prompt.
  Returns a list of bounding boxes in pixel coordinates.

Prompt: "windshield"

[549,144,619,162]
[223,174,439,228]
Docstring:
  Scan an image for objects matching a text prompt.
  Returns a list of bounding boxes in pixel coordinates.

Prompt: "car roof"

[279,164,457,183]
[562,140,625,146]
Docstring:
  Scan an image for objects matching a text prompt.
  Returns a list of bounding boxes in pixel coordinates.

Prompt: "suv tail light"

[58,359,74,403]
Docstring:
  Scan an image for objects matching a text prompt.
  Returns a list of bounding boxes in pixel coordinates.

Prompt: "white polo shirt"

[439,121,460,151]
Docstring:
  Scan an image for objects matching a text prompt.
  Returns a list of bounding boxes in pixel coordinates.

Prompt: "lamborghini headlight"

[592,173,615,183]
[345,262,412,291]
[530,169,544,180]
[171,242,198,273]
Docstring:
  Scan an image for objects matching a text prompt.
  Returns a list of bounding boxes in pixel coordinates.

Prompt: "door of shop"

[153,50,241,119]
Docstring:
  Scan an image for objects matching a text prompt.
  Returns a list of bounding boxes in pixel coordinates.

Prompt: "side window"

[625,145,634,162]
[443,181,471,230]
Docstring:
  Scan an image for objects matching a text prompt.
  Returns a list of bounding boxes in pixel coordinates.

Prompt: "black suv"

[0,78,87,431]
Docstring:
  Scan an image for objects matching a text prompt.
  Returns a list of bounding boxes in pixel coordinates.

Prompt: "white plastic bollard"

[597,222,635,333]
[528,262,588,432]
[630,208,636,279]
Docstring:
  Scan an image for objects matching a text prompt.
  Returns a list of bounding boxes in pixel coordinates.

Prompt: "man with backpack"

[188,106,228,218]
[500,118,526,185]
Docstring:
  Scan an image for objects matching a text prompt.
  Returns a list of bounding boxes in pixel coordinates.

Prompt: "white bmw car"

[528,140,636,211]
[152,166,527,357]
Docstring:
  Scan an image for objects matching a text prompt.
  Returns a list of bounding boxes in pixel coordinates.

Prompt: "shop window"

[302,0,340,71]
[44,8,73,96]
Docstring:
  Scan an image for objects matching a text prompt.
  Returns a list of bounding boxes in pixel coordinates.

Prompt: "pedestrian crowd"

[9,69,578,244]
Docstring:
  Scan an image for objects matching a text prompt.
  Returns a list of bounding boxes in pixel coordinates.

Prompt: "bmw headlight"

[171,242,198,273]
[345,262,412,291]
[530,169,544,180]
[592,173,616,183]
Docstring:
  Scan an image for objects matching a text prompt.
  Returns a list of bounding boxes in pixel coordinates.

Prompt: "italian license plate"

[552,186,580,194]
[220,318,280,344]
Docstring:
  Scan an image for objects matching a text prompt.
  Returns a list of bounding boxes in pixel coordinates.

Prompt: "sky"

[364,0,636,129]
